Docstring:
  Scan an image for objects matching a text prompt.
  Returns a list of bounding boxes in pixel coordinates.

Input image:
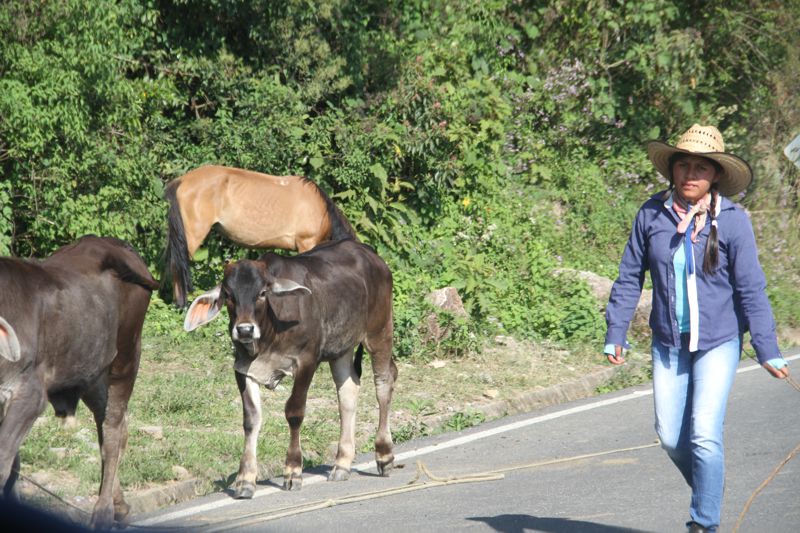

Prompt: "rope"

[733,347,800,532]
[198,467,505,533]
[14,470,197,531]
[14,470,91,518]
[732,442,800,533]
[196,441,659,532]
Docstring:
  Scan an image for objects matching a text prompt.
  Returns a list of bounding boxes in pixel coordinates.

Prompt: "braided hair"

[703,184,720,275]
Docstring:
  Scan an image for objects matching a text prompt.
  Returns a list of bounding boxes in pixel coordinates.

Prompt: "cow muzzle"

[232,322,260,343]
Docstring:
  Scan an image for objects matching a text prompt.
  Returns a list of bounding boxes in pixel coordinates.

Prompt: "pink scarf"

[672,192,711,243]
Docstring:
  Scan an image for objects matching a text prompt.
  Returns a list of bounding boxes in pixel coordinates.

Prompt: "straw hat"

[647,124,753,196]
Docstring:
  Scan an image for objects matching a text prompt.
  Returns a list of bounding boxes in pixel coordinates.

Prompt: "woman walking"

[603,124,790,532]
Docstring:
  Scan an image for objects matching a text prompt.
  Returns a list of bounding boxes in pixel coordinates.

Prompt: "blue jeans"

[651,335,740,531]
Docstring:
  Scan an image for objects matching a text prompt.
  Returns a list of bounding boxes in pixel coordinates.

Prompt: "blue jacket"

[605,191,780,364]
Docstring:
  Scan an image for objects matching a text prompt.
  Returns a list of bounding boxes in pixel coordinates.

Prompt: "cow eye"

[258,289,268,300]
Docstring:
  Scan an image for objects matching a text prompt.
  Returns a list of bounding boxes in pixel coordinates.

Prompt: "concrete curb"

[416,363,639,431]
[127,478,205,516]
[478,365,625,419]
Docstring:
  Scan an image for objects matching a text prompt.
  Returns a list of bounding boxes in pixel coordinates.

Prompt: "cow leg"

[283,365,315,491]
[233,372,261,499]
[328,353,361,482]
[83,356,138,529]
[365,330,397,476]
[3,454,20,501]
[0,375,47,496]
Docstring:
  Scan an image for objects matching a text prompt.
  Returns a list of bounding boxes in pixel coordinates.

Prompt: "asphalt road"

[133,351,800,533]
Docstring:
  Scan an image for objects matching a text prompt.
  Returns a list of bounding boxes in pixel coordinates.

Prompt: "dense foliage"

[2,0,798,356]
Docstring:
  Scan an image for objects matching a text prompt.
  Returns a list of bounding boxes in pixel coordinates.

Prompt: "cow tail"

[163,180,192,307]
[354,343,364,379]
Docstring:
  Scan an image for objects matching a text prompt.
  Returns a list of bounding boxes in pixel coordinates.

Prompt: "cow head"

[184,259,311,354]
[0,316,21,363]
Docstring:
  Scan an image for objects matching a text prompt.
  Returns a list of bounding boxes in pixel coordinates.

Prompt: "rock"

[554,269,652,334]
[425,287,467,317]
[171,466,190,481]
[50,447,68,460]
[429,360,447,369]
[139,426,164,440]
[493,335,516,347]
[483,389,499,399]
[424,287,468,344]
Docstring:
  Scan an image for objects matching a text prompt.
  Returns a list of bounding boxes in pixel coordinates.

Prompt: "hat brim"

[647,140,753,197]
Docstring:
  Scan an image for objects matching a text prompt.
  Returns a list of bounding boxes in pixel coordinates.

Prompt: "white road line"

[134,353,800,526]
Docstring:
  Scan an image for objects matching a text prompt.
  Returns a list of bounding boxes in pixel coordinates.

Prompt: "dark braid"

[703,185,720,275]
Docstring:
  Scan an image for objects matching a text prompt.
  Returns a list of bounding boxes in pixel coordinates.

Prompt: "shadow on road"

[467,513,653,533]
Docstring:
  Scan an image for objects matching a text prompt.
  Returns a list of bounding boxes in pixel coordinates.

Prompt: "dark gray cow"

[184,239,396,497]
[0,236,158,529]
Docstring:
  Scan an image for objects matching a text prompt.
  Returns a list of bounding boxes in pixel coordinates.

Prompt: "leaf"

[333,190,356,200]
[370,163,388,185]
[525,25,540,39]
[486,278,509,291]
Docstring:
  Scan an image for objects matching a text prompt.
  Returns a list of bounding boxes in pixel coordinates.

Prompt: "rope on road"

[733,349,799,533]
[195,441,660,532]
[732,442,800,533]
[198,465,505,533]
[487,441,660,475]
[786,374,800,392]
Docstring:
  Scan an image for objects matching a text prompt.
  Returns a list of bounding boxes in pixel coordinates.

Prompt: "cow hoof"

[233,481,255,499]
[377,459,394,477]
[283,474,303,491]
[114,501,131,524]
[90,508,115,531]
[328,466,351,482]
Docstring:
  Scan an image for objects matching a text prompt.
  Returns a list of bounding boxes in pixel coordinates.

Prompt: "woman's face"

[671,155,720,204]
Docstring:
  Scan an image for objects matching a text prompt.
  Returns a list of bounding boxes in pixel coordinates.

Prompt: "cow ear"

[184,286,224,332]
[270,278,312,296]
[0,316,21,362]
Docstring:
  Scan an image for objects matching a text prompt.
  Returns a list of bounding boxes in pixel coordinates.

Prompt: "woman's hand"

[606,345,625,365]
[763,361,790,379]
